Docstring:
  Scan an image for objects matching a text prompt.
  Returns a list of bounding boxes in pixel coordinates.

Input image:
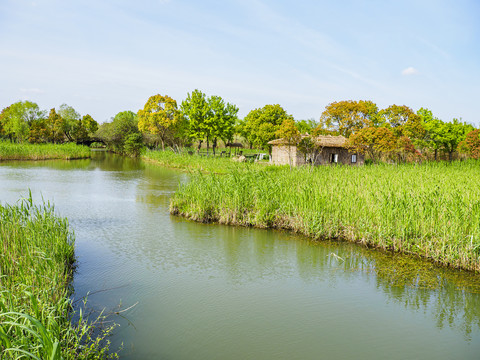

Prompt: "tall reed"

[143,149,265,174]
[0,141,91,160]
[0,195,117,359]
[170,161,480,272]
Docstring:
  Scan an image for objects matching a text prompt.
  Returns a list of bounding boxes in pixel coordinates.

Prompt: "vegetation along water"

[171,160,480,272]
[0,141,91,161]
[0,196,117,359]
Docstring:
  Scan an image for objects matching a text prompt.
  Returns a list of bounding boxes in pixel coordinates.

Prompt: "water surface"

[1,151,479,359]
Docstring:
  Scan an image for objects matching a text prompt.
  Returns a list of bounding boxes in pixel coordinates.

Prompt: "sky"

[1,0,479,125]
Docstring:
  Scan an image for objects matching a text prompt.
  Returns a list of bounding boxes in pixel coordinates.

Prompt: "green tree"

[138,94,185,150]
[296,118,318,134]
[0,101,44,142]
[96,111,141,155]
[319,100,379,137]
[181,90,238,154]
[243,104,292,153]
[82,114,98,135]
[417,108,443,160]
[207,95,238,155]
[43,108,64,143]
[437,119,473,161]
[123,133,144,157]
[58,104,81,141]
[181,89,210,152]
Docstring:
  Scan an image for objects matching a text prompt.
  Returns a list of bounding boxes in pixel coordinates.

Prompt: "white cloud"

[401,67,419,76]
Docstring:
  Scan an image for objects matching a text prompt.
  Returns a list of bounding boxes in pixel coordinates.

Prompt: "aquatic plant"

[170,161,480,272]
[0,196,117,359]
[0,141,91,160]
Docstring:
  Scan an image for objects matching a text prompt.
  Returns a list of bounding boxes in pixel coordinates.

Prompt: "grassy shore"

[170,161,480,272]
[0,197,117,359]
[0,141,91,160]
[142,149,267,174]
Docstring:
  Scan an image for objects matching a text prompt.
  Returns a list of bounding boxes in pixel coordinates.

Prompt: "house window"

[351,154,357,163]
[330,153,338,163]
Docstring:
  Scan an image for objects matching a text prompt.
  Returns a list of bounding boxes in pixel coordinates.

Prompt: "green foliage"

[0,101,45,142]
[123,133,144,157]
[45,108,65,143]
[242,104,292,151]
[295,119,318,134]
[181,90,238,154]
[58,104,81,142]
[208,95,238,154]
[275,118,300,144]
[171,161,480,272]
[138,94,186,150]
[181,89,209,148]
[0,197,117,359]
[319,100,379,137]
[96,111,142,156]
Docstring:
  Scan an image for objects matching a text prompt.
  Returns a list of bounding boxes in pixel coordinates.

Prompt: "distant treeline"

[2,93,479,161]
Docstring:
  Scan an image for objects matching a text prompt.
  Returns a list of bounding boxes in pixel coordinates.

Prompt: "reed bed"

[0,196,116,359]
[0,141,91,160]
[170,161,480,272]
[143,149,265,174]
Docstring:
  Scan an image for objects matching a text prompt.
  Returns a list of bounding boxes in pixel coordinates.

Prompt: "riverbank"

[142,149,267,174]
[0,197,117,359]
[170,161,480,272]
[0,141,91,160]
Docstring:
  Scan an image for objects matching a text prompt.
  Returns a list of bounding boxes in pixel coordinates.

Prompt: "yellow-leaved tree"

[138,94,184,150]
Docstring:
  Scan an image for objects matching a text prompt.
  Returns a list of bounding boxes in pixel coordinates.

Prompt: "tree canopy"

[138,94,185,150]
[181,89,238,154]
[0,101,45,142]
[242,104,292,152]
[319,100,379,137]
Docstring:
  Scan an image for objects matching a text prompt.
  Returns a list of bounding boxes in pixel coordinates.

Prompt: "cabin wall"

[271,145,306,166]
[271,145,364,166]
[314,147,364,166]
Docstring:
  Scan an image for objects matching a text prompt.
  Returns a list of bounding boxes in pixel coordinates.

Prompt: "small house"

[268,135,364,166]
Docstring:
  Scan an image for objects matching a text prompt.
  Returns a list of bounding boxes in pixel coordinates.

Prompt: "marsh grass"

[0,141,91,161]
[143,149,266,174]
[170,161,480,272]
[0,195,117,359]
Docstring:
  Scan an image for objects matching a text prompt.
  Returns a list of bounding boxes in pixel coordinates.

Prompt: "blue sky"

[1,0,479,125]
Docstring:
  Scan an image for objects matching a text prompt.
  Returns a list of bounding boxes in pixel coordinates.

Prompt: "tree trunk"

[434,149,437,161]
[197,140,202,153]
[212,138,217,156]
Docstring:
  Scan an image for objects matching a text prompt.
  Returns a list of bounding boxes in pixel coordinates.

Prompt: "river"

[1,151,479,359]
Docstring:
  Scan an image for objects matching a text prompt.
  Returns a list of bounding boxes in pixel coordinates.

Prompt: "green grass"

[170,161,480,272]
[0,196,117,359]
[0,141,91,161]
[142,149,267,174]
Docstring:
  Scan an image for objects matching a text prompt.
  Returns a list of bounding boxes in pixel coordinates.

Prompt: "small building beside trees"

[268,135,364,167]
